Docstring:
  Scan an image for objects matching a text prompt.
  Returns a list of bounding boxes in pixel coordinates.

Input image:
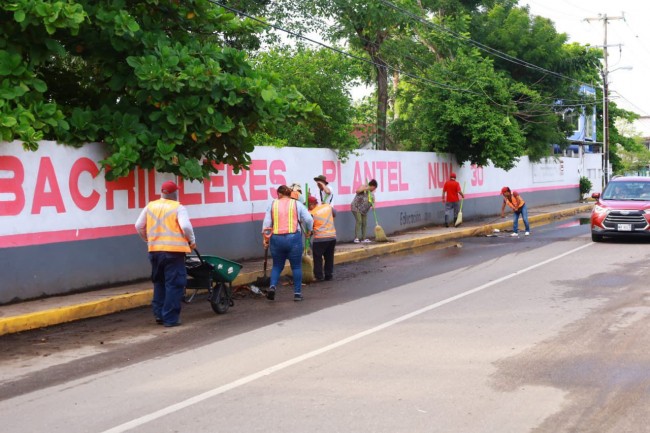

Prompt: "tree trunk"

[372,54,389,150]
[360,27,389,151]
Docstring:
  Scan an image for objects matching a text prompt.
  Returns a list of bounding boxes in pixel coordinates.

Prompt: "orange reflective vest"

[310,204,336,239]
[505,193,525,211]
[272,198,299,234]
[145,199,191,253]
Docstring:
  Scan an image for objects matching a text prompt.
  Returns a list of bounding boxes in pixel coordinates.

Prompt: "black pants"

[312,239,336,280]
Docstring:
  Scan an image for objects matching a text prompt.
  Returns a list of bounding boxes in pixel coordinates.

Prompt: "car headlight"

[593,205,608,214]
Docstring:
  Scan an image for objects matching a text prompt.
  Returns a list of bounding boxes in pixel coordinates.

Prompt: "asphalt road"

[1,214,649,433]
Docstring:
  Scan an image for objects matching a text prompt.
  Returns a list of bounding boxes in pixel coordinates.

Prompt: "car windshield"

[602,181,650,201]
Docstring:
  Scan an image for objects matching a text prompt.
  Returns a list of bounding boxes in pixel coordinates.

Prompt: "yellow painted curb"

[332,204,594,265]
[0,291,152,336]
[0,204,592,336]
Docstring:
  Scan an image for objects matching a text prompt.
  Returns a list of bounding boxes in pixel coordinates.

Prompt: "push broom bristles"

[301,185,315,284]
[301,231,315,284]
[287,251,315,284]
[374,224,388,242]
[301,252,315,283]
[371,205,388,242]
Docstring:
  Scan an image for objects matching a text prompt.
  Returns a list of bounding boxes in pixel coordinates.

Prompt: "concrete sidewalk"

[0,202,593,336]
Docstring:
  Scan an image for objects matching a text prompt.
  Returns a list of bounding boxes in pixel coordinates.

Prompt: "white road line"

[101,241,593,433]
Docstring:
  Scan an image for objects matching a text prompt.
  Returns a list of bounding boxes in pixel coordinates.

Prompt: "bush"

[579,176,593,199]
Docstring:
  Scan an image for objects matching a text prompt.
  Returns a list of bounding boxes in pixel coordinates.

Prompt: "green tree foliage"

[603,100,641,174]
[0,1,83,147]
[352,95,377,126]
[615,142,650,175]
[249,0,604,169]
[470,2,601,158]
[392,50,526,169]
[267,0,415,150]
[267,0,602,168]
[0,0,317,180]
[253,46,360,158]
[389,0,601,167]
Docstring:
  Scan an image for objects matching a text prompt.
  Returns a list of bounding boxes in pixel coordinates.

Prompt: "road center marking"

[102,242,593,433]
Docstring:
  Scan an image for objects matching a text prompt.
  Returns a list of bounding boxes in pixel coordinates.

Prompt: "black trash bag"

[185,257,214,288]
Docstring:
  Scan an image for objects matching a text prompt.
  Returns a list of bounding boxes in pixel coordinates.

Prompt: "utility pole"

[585,13,625,189]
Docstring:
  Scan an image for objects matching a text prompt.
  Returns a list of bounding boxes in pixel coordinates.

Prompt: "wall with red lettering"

[0,141,588,302]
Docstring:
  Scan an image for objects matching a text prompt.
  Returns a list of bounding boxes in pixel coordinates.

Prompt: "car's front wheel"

[591,232,604,242]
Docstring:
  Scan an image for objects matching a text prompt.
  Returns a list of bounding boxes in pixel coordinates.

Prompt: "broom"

[302,236,315,283]
[369,191,388,242]
[454,181,467,227]
[301,183,315,283]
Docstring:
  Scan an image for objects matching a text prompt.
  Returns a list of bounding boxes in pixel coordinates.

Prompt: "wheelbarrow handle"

[193,248,205,263]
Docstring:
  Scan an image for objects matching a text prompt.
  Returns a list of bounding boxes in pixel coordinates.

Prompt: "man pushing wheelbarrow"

[135,181,196,327]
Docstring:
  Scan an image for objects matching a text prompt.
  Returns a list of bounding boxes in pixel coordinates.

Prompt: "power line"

[610,92,649,116]
[207,0,483,97]
[620,19,650,72]
[562,0,597,15]
[266,3,596,107]
[207,0,596,122]
[376,0,591,87]
[287,13,466,84]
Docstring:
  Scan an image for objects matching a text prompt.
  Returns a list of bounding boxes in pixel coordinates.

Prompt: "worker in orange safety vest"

[307,195,337,281]
[135,180,196,326]
[262,185,313,302]
[500,186,530,237]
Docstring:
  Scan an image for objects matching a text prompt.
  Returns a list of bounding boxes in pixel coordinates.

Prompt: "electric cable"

[376,0,591,86]
[207,0,483,96]
[206,0,599,123]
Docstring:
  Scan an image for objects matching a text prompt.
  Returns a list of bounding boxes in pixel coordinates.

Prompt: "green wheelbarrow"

[184,250,243,314]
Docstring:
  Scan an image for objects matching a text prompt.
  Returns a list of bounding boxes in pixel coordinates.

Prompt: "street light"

[602,65,632,188]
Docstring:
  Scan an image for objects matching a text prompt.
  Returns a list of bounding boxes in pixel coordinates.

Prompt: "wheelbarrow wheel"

[209,282,231,314]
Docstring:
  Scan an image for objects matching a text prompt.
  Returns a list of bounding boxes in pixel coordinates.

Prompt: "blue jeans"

[513,204,530,233]
[269,232,303,294]
[444,201,460,225]
[149,251,186,325]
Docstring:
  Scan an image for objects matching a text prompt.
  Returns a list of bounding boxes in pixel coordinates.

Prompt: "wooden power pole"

[584,13,625,189]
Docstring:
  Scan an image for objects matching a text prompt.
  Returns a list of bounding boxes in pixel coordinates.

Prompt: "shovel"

[254,246,271,288]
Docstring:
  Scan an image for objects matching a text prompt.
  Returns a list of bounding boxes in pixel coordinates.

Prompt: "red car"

[591,176,650,242]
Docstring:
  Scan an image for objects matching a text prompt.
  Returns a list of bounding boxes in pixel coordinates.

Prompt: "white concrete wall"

[0,141,590,302]
[0,141,585,249]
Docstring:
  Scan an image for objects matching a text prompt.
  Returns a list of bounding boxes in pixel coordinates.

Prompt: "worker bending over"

[500,186,530,236]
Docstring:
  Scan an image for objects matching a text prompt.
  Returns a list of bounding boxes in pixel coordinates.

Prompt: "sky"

[522,0,650,117]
